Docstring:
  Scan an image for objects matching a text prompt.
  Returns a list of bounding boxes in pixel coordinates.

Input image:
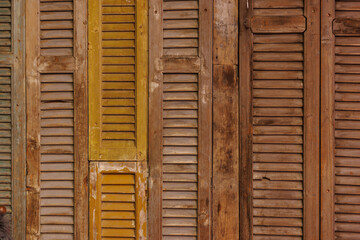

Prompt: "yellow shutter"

[90,162,146,239]
[89,0,147,161]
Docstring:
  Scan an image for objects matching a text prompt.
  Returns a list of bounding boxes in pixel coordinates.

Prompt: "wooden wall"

[3,0,360,239]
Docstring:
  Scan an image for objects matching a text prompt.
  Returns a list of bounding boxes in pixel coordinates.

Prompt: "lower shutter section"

[0,67,12,215]
[40,73,75,239]
[162,73,199,239]
[90,162,146,240]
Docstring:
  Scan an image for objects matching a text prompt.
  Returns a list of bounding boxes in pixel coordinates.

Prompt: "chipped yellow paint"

[90,162,147,240]
[89,0,148,161]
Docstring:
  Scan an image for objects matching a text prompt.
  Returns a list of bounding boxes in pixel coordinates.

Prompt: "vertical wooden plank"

[239,0,253,239]
[13,0,26,238]
[304,0,321,238]
[321,0,335,239]
[148,0,163,237]
[213,0,239,239]
[74,0,88,238]
[198,0,212,239]
[26,0,41,238]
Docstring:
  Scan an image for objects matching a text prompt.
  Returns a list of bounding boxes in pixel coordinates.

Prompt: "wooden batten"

[213,0,239,239]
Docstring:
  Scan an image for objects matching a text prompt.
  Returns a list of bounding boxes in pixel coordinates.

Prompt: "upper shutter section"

[163,1,199,56]
[0,0,11,52]
[89,0,147,161]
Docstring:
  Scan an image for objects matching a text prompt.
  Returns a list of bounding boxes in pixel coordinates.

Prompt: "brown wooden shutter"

[89,162,146,239]
[0,0,26,238]
[89,0,147,161]
[26,0,88,239]
[240,0,320,238]
[149,0,212,238]
[321,1,360,239]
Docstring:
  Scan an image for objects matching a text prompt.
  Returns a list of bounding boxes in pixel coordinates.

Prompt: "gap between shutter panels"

[251,0,305,239]
[333,1,360,239]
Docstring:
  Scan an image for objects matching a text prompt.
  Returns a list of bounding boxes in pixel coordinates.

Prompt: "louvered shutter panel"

[89,0,147,161]
[149,0,212,239]
[321,1,360,239]
[90,162,146,239]
[240,0,320,238]
[26,0,87,239]
[0,0,26,238]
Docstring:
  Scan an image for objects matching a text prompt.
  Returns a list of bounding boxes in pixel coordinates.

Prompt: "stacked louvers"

[26,0,87,238]
[245,0,312,239]
[149,0,212,239]
[88,0,147,239]
[332,1,360,239]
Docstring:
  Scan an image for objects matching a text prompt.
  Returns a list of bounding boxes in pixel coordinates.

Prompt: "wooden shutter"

[89,162,146,239]
[149,0,212,239]
[26,0,88,239]
[89,0,147,161]
[0,0,26,238]
[240,0,320,239]
[321,1,360,239]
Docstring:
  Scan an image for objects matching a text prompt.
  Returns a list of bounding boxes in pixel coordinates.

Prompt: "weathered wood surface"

[304,0,321,238]
[213,0,239,239]
[239,0,253,239]
[149,0,212,238]
[26,0,88,239]
[251,16,306,33]
[333,18,360,35]
[13,0,26,238]
[321,0,335,239]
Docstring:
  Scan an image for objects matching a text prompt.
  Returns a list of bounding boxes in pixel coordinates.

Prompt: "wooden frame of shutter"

[239,0,321,238]
[149,0,212,238]
[89,161,147,239]
[88,0,148,161]
[7,0,26,238]
[26,0,88,238]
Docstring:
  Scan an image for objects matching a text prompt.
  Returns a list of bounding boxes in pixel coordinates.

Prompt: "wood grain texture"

[251,16,306,33]
[12,0,26,238]
[239,0,253,238]
[74,0,88,238]
[304,0,320,238]
[213,0,239,239]
[333,18,360,36]
[26,0,41,238]
[213,65,239,239]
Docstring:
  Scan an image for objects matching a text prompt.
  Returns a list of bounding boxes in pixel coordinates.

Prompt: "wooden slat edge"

[239,0,253,239]
[321,0,335,239]
[213,0,239,238]
[198,0,212,238]
[74,0,88,239]
[148,0,163,238]
[12,0,26,238]
[26,0,41,238]
[304,0,321,238]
